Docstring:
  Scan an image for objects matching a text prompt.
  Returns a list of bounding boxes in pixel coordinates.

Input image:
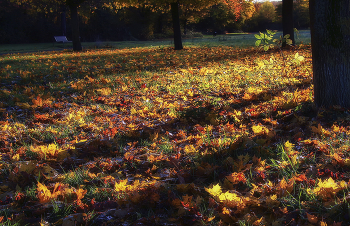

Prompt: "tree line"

[0,0,309,45]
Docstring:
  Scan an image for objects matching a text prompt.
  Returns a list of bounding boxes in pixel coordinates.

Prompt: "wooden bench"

[54,36,72,47]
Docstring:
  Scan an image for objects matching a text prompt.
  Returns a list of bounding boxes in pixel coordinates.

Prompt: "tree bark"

[282,0,294,47]
[183,19,187,35]
[69,4,82,51]
[310,0,350,108]
[171,1,183,50]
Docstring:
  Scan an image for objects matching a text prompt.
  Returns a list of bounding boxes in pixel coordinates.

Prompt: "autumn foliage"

[0,43,348,225]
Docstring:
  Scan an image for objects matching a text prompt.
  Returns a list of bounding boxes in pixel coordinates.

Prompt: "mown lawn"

[0,40,349,226]
[0,30,311,55]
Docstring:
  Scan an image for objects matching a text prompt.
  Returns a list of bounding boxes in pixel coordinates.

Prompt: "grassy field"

[0,31,348,226]
[0,30,311,54]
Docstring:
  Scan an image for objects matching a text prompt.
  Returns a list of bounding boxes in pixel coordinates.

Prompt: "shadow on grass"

[5,44,348,225]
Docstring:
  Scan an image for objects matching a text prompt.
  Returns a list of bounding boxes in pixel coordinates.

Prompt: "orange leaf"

[207,216,215,222]
[253,217,264,226]
[75,188,87,200]
[320,221,327,226]
[226,172,247,184]
[32,96,43,107]
[306,212,318,224]
[294,174,308,182]
[332,153,343,165]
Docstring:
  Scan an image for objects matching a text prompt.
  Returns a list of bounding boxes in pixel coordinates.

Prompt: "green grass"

[0,30,311,55]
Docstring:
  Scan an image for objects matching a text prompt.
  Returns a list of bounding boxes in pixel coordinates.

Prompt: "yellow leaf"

[332,124,340,133]
[266,194,280,208]
[30,143,63,159]
[311,124,331,136]
[284,141,294,153]
[205,184,222,198]
[243,92,254,101]
[37,182,52,203]
[252,124,269,135]
[12,154,20,161]
[96,87,111,96]
[308,177,348,200]
[184,145,197,154]
[187,89,194,97]
[257,61,265,68]
[130,108,137,115]
[344,158,350,166]
[114,179,128,192]
[127,123,138,130]
[219,191,245,209]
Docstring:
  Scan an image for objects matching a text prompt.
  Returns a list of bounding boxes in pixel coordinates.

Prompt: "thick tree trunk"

[310,0,350,108]
[282,0,294,47]
[171,1,183,50]
[69,4,82,51]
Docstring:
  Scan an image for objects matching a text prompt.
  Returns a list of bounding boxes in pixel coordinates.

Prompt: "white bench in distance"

[54,36,72,47]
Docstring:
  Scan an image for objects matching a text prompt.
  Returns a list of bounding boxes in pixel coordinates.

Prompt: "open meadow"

[1,33,349,226]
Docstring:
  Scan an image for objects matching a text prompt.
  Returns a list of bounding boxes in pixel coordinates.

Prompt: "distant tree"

[194,0,251,34]
[10,0,128,51]
[60,4,67,36]
[171,1,182,50]
[258,1,276,23]
[129,0,221,50]
[247,1,276,31]
[199,3,234,34]
[309,0,350,108]
[180,0,222,35]
[240,0,255,23]
[221,0,254,31]
[293,0,309,29]
[221,0,244,21]
[66,0,85,51]
[10,0,86,51]
[282,0,294,47]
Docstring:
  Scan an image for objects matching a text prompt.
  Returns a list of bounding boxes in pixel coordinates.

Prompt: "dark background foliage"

[0,0,309,44]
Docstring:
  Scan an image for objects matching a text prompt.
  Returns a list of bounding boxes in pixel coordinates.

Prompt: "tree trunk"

[310,0,350,108]
[183,19,187,35]
[61,5,67,36]
[69,4,82,51]
[282,0,294,47]
[171,1,183,50]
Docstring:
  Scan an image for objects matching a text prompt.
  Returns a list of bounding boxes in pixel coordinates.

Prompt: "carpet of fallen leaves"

[0,44,349,226]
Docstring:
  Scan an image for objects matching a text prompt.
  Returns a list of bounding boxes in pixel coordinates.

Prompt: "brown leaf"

[306,212,318,224]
